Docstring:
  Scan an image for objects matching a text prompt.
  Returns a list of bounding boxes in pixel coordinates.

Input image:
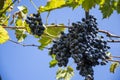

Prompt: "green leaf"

[49,59,58,68]
[0,14,9,26]
[116,0,120,13]
[0,0,5,10]
[38,34,52,50]
[38,0,66,13]
[99,0,114,18]
[0,0,12,13]
[65,0,84,9]
[15,30,27,42]
[67,66,74,72]
[45,24,65,37]
[17,6,28,14]
[110,62,119,73]
[15,19,27,42]
[38,24,65,50]
[0,26,9,44]
[82,0,96,11]
[56,67,74,80]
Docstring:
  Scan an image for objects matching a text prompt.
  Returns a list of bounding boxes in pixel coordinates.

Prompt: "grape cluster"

[25,13,45,36]
[49,15,110,80]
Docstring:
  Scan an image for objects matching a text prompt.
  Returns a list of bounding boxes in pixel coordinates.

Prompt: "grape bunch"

[25,13,45,36]
[49,15,110,80]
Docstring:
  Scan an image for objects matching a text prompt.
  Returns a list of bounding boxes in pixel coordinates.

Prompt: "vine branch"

[9,39,39,47]
[3,25,120,38]
[85,11,89,19]
[107,40,120,43]
[108,59,120,63]
[9,39,50,49]
[98,30,120,38]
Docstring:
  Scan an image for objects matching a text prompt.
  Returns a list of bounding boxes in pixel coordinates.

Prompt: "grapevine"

[0,0,120,80]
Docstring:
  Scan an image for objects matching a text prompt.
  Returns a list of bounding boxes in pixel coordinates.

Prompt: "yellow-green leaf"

[110,62,119,73]
[17,6,28,14]
[38,0,65,13]
[116,0,120,13]
[0,0,12,13]
[0,0,5,10]
[0,26,9,44]
[38,34,52,50]
[45,24,65,37]
[66,0,84,9]
[82,0,96,11]
[67,66,74,72]
[49,59,58,68]
[99,0,114,18]
[56,67,74,80]
[15,30,27,42]
[15,19,27,42]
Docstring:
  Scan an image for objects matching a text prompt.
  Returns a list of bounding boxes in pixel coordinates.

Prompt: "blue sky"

[0,0,120,80]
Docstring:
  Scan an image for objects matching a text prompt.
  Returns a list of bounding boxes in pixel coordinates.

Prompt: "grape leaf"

[38,34,52,50]
[45,24,65,37]
[99,0,114,18]
[65,0,84,9]
[82,0,96,11]
[0,0,5,10]
[56,66,74,80]
[49,59,58,68]
[15,19,27,42]
[0,14,9,26]
[38,24,65,50]
[15,30,27,42]
[17,6,28,14]
[38,0,65,13]
[0,26,9,44]
[116,0,120,13]
[110,62,119,73]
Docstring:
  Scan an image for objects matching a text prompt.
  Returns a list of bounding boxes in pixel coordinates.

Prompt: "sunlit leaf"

[38,0,66,12]
[65,0,84,9]
[15,30,27,42]
[116,0,120,13]
[38,34,52,50]
[110,62,119,73]
[0,0,5,10]
[0,0,12,13]
[82,0,96,11]
[49,59,58,68]
[45,24,65,37]
[0,14,9,26]
[67,66,74,72]
[15,19,27,42]
[0,26,9,44]
[99,0,114,18]
[56,67,74,80]
[17,6,28,14]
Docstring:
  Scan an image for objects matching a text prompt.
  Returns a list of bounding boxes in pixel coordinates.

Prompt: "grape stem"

[107,59,120,63]
[9,39,50,49]
[30,0,38,11]
[111,56,120,58]
[2,26,25,29]
[107,40,120,43]
[98,30,120,38]
[85,11,89,19]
